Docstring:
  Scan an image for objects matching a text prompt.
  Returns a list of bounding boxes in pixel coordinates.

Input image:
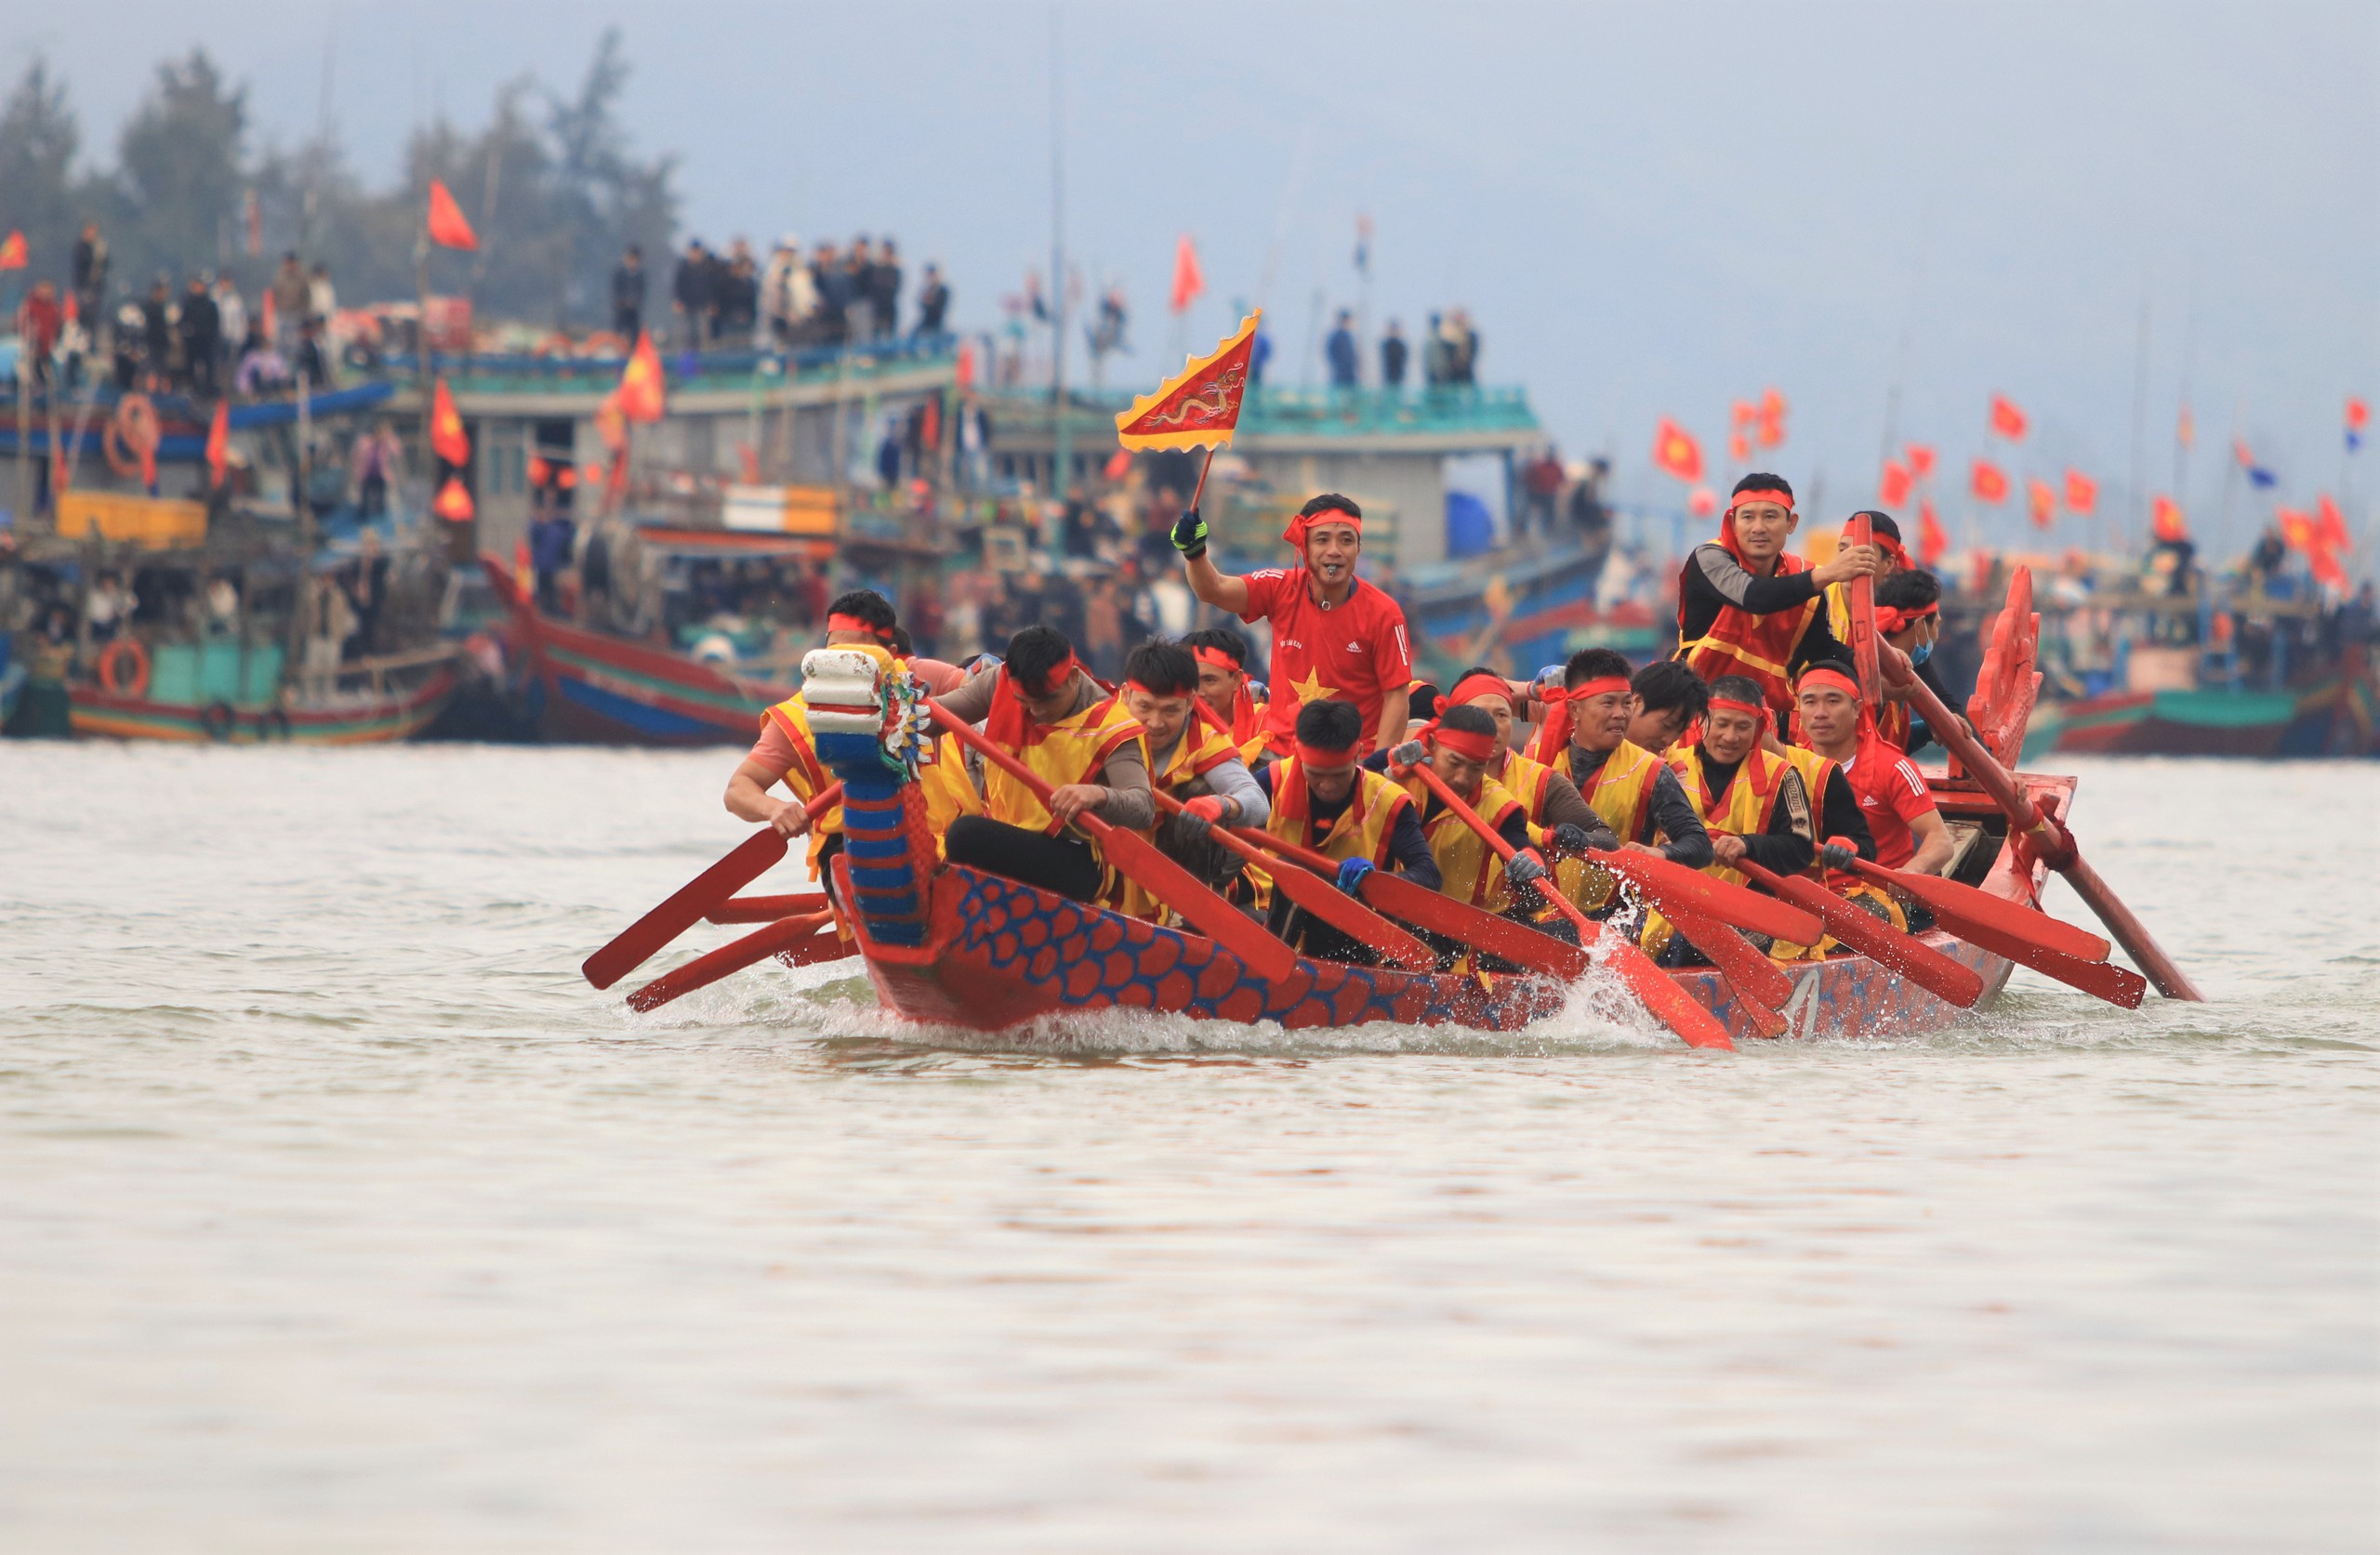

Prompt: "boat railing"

[981,382,1540,440]
[381,334,959,396]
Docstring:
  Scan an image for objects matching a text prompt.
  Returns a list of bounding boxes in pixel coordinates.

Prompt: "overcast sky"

[12,0,2373,552]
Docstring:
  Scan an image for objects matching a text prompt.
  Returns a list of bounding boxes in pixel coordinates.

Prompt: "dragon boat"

[791,586,2073,1043]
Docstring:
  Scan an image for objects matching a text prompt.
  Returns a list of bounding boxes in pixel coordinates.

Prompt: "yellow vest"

[1264,757,1414,868]
[1400,771,1526,912]
[1115,720,1244,919]
[982,692,1146,836]
[1668,745,1795,890]
[760,694,842,874]
[919,730,985,848]
[1493,748,1556,842]
[1548,738,1662,909]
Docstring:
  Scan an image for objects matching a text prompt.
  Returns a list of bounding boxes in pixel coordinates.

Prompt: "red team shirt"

[1837,740,1937,868]
[1238,569,1413,754]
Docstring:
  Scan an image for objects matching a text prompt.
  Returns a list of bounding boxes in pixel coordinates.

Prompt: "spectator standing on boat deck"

[212,277,245,374]
[308,263,336,325]
[1174,492,1413,758]
[870,240,903,339]
[914,264,950,337]
[72,222,109,329]
[15,282,61,389]
[139,280,174,391]
[1421,311,1450,388]
[350,421,403,518]
[1325,310,1359,389]
[808,242,846,347]
[611,245,645,341]
[271,254,309,352]
[671,240,713,347]
[179,276,221,398]
[1379,319,1408,389]
[923,625,1156,903]
[760,239,803,347]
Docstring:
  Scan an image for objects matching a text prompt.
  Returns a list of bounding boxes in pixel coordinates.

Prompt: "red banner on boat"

[1115,311,1259,452]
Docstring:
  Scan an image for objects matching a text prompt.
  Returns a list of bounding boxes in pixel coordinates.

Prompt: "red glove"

[1181,795,1227,823]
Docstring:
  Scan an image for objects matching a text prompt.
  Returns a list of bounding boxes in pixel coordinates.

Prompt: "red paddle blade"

[1758,870,1985,1008]
[707,891,829,925]
[1603,937,1737,1050]
[1356,869,1592,981]
[1265,856,1436,971]
[1100,824,1299,982]
[585,829,789,989]
[625,909,836,1011]
[1876,866,2111,963]
[1602,851,1824,946]
[1660,903,1792,1034]
[1926,906,2148,1008]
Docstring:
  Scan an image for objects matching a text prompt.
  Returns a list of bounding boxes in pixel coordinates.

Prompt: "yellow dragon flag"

[1115,310,1260,452]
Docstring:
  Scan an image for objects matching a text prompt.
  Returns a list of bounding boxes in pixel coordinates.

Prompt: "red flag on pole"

[1755,388,1787,449]
[1168,235,1205,316]
[1971,459,2009,503]
[1918,499,1949,564]
[2026,478,2056,530]
[1651,418,1703,482]
[0,231,25,270]
[205,400,230,489]
[426,179,478,251]
[2316,493,2349,550]
[1904,442,1935,479]
[2063,469,2097,514]
[430,377,470,466]
[2151,494,2188,543]
[616,332,666,423]
[1989,394,2028,440]
[433,476,476,521]
[1116,311,1260,452]
[1878,459,1913,507]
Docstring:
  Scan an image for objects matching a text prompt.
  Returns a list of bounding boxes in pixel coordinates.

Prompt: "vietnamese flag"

[1971,459,2009,503]
[1918,499,1949,564]
[426,178,478,250]
[1169,234,1205,315]
[1755,388,1787,449]
[432,476,476,522]
[430,376,470,466]
[1989,394,2028,441]
[0,231,24,270]
[1652,418,1703,482]
[205,400,230,489]
[1878,459,1913,507]
[1904,443,1936,479]
[2026,478,2056,529]
[2063,469,2096,515]
[616,332,667,423]
[2278,507,2316,553]
[2151,494,2188,543]
[2348,397,2368,453]
[2316,493,2349,551]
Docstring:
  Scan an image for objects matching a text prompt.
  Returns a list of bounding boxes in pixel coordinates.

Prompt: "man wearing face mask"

[1176,493,1412,758]
[1674,474,1886,724]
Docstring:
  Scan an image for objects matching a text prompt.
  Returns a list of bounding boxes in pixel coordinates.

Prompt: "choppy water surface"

[2,745,2373,1551]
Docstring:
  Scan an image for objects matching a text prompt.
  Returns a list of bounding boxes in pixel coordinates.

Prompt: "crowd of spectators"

[1324,309,1482,390]
[620,234,951,351]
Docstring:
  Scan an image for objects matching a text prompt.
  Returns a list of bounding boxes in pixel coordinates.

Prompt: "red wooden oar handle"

[1845,511,1881,704]
[1731,855,1984,1008]
[1839,855,2109,962]
[927,700,1298,982]
[1152,790,1435,971]
[1586,846,1824,947]
[626,909,842,1012]
[707,891,829,924]
[1403,759,1734,1051]
[1840,856,2145,1008]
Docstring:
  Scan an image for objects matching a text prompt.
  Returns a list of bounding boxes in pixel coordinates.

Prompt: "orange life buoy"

[104,393,163,481]
[98,637,151,698]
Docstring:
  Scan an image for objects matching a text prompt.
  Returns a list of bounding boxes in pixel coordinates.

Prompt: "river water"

[2,744,2373,1552]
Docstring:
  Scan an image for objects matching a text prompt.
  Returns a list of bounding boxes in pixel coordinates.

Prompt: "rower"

[1444,665,1618,856]
[1795,662,1953,905]
[1115,639,1270,916]
[1383,705,1582,961]
[1181,626,1272,764]
[1823,509,1911,645]
[725,589,969,888]
[927,625,1154,903]
[1873,568,1947,754]
[1175,493,1413,758]
[1524,648,1712,914]
[1625,659,1711,758]
[1674,473,1886,725]
[1252,699,1439,962]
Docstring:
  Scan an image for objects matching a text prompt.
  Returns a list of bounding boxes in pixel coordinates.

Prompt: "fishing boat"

[482,558,785,745]
[774,589,2069,1043]
[2021,646,2378,759]
[68,645,458,745]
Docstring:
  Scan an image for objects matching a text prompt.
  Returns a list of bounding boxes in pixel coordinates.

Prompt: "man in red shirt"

[1794,663,1952,876]
[1175,492,1411,757]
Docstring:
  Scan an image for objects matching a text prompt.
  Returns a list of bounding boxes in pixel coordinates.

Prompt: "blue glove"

[1505,849,1550,889]
[1170,507,1210,560]
[1335,857,1375,895]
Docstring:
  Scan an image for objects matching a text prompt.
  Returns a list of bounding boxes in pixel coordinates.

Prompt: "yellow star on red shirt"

[1287,667,1340,705]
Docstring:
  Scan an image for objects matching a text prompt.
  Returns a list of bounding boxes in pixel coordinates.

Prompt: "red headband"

[1876,533,1911,569]
[1295,741,1359,771]
[1728,488,1795,514]
[1873,600,1938,635]
[1424,721,1499,762]
[1709,694,1767,719]
[826,612,892,642]
[1283,507,1362,549]
[984,653,1081,748]
[1797,665,1861,700]
[1522,675,1633,761]
[1122,679,1188,701]
[1448,672,1516,711]
[1190,646,1244,672]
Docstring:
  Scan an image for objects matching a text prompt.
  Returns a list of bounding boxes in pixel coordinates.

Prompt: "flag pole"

[1188,445,1217,512]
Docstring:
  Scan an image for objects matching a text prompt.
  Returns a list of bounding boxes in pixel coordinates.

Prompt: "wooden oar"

[581,782,843,989]
[1879,639,2201,999]
[1151,790,1435,972]
[1837,858,2147,1008]
[1587,847,1824,946]
[1233,825,1592,981]
[1653,897,1792,1036]
[707,891,828,924]
[625,909,850,1012]
[1838,856,2109,961]
[1844,510,1882,703]
[1402,760,1734,1051]
[927,702,1299,982]
[1731,855,1985,1008]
